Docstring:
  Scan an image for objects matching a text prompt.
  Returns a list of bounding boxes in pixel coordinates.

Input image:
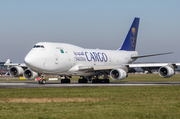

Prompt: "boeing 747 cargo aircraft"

[5,17,180,84]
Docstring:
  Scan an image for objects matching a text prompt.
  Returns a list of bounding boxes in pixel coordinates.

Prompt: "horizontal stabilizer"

[132,52,173,59]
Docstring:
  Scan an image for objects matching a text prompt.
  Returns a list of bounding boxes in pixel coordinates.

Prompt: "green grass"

[122,73,180,82]
[0,85,180,118]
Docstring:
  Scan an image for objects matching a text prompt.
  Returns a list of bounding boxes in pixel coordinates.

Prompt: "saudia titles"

[74,51,108,62]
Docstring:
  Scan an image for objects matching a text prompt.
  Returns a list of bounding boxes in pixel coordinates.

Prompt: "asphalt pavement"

[0,81,180,88]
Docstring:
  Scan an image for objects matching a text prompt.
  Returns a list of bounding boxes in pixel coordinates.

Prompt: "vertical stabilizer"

[119,17,140,51]
[5,59,10,64]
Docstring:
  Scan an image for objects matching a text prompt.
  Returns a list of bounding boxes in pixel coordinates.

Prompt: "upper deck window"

[33,45,45,48]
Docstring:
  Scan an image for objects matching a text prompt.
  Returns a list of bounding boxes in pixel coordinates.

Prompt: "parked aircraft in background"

[5,17,180,84]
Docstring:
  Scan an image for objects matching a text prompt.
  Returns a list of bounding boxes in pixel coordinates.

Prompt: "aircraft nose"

[24,53,34,67]
[24,49,45,71]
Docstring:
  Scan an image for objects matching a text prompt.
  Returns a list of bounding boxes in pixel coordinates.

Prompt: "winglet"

[119,17,140,51]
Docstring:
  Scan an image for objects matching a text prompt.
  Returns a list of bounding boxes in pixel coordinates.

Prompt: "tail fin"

[5,59,10,64]
[119,17,140,51]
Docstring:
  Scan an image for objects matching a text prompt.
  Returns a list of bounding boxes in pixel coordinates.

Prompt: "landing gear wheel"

[38,79,46,84]
[78,79,87,83]
[38,80,41,84]
[67,79,70,83]
[92,79,110,83]
[92,79,99,83]
[103,79,110,83]
[61,79,71,83]
[42,80,46,84]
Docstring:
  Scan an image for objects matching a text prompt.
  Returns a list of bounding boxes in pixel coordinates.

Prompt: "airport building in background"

[0,62,9,76]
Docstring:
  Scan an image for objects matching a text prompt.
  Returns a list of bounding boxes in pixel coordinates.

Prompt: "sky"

[0,0,180,63]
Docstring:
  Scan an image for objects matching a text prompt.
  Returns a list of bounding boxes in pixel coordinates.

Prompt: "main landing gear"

[61,78,71,83]
[78,77,88,83]
[61,76,71,83]
[92,74,110,83]
[78,76,110,83]
[92,78,110,83]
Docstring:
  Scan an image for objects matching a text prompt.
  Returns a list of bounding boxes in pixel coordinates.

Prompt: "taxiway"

[0,81,180,88]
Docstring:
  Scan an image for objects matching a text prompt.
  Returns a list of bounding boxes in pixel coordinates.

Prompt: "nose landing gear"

[37,74,46,84]
[38,78,46,84]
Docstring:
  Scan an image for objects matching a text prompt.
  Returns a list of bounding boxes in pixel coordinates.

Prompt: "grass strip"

[0,85,180,118]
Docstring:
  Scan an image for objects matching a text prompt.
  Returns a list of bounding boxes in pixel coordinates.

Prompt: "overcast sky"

[0,0,180,63]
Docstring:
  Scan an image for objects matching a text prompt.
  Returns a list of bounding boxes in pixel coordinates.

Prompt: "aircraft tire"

[67,79,71,83]
[92,79,99,83]
[92,79,109,83]
[84,79,88,83]
[38,81,41,84]
[78,79,87,83]
[38,80,43,84]
[42,80,46,84]
[61,79,65,83]
[61,79,71,83]
[103,79,110,83]
[78,79,81,83]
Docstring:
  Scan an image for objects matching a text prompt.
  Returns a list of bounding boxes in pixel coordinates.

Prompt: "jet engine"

[23,69,38,79]
[158,65,175,78]
[110,68,127,80]
[9,66,24,77]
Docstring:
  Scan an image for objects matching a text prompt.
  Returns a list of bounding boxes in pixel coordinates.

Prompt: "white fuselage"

[24,42,138,76]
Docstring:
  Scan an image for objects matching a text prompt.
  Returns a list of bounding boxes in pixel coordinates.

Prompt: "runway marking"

[0,83,28,85]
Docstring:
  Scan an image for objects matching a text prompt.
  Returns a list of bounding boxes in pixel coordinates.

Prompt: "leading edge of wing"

[132,52,173,59]
[78,65,125,71]
[79,63,180,71]
[4,63,26,67]
[4,59,27,67]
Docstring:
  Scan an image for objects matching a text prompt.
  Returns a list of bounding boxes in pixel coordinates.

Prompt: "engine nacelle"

[110,68,127,80]
[23,69,38,80]
[158,65,175,78]
[10,66,24,77]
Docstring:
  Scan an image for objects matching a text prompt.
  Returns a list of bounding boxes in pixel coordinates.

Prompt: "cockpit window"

[33,45,45,48]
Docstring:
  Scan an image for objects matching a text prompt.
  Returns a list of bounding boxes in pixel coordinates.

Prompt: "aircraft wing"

[78,63,180,71]
[4,59,26,67]
[78,52,175,71]
[128,63,176,68]
[4,63,26,67]
[79,65,125,71]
